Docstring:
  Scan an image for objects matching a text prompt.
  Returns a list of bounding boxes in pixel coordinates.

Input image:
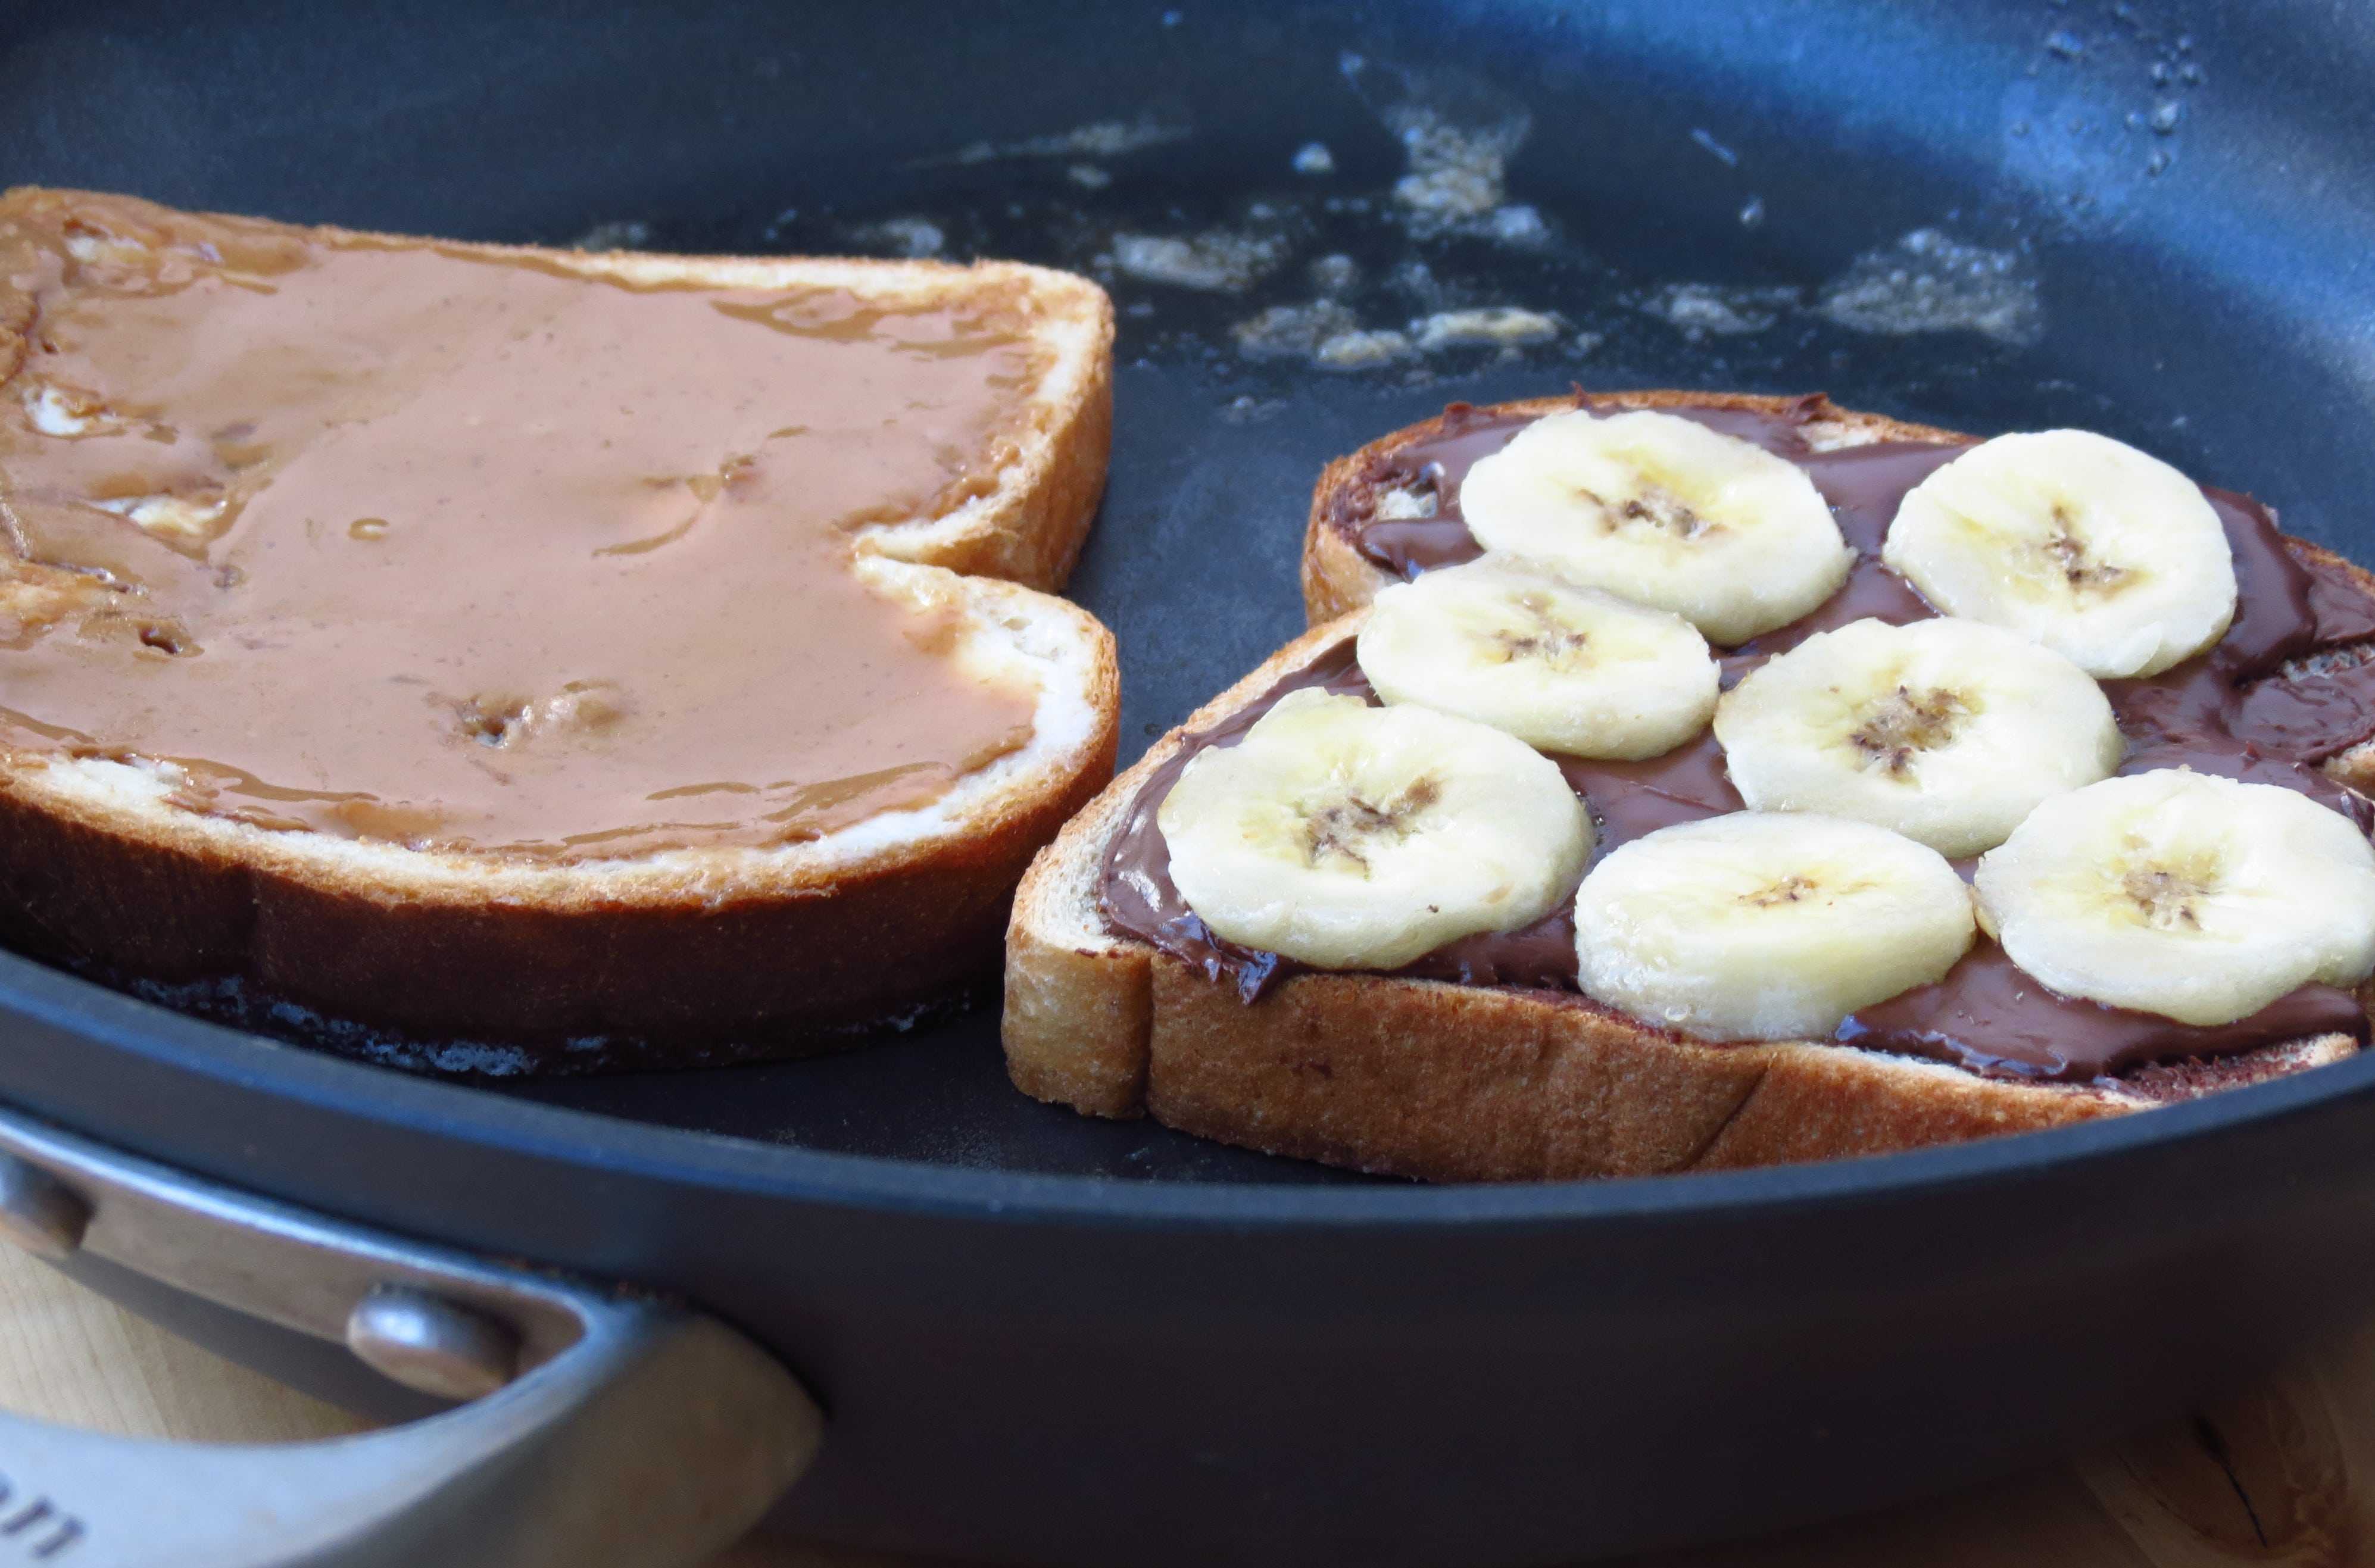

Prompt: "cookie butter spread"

[0,190,1051,861]
[1101,394,2375,1084]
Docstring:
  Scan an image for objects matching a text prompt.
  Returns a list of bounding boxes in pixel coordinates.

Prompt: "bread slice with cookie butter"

[0,188,1116,1070]
[1004,390,2375,1180]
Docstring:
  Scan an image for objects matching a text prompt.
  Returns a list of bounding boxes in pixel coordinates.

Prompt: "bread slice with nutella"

[0,188,1116,1070]
[1003,391,2375,1180]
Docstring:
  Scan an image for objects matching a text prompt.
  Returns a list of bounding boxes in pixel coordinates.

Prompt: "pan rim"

[2,945,2366,1230]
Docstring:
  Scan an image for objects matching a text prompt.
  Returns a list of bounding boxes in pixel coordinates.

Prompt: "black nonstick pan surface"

[7,1,2375,1563]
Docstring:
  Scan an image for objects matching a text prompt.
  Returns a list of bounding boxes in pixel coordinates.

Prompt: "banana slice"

[1356,554,1719,759]
[1882,430,2237,677]
[1456,409,1853,645]
[1974,770,2375,1025]
[1159,689,1593,970]
[1573,813,1975,1041]
[1714,617,2121,857]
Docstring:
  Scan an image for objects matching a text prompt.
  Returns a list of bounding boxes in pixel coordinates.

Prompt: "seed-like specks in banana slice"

[1883,429,2237,677]
[1572,812,1975,1041]
[1715,617,2121,857]
[1457,409,1853,646]
[1357,553,1719,759]
[1159,689,1593,970]
[1974,770,2375,1025]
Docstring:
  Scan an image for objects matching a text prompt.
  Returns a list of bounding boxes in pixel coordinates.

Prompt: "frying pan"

[5,1,2375,1563]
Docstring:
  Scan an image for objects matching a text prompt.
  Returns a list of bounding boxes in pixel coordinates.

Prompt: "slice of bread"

[1006,395,2375,1180]
[0,190,1117,1072]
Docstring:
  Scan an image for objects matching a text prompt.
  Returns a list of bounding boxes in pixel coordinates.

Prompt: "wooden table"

[2,1245,2358,1566]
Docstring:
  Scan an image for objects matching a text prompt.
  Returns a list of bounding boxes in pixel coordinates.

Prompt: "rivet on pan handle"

[0,1105,821,1568]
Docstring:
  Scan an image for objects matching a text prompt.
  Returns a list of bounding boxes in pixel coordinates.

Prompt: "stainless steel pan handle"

[0,1103,821,1567]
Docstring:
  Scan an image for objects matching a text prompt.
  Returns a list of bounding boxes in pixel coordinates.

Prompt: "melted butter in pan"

[0,190,1047,861]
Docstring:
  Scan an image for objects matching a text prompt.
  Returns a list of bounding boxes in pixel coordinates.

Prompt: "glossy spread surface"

[1102,394,2375,1081]
[0,190,1046,860]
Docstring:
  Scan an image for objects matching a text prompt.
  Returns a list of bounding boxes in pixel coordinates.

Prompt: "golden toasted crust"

[1006,394,2371,1179]
[1140,967,2154,1182]
[0,190,1119,1068]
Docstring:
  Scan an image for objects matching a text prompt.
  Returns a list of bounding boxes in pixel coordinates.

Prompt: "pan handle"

[0,1101,821,1568]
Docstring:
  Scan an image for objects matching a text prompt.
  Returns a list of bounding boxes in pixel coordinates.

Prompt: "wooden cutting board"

[3,1245,2364,1567]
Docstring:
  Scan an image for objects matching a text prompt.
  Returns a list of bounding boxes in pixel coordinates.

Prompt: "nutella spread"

[0,190,1046,860]
[1838,945,2367,1080]
[1103,394,2375,1082]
